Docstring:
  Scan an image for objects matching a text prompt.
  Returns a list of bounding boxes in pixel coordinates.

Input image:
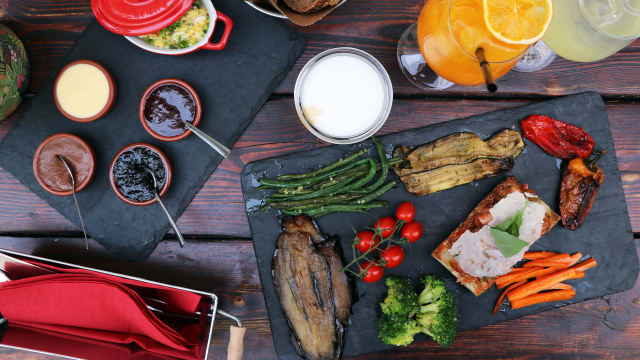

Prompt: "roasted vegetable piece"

[400,157,514,196]
[559,150,606,230]
[393,129,524,177]
[416,275,458,348]
[521,115,594,159]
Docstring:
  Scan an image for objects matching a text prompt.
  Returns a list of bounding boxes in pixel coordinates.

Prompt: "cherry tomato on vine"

[356,230,380,253]
[380,245,405,268]
[374,217,397,238]
[395,202,416,222]
[401,221,423,243]
[359,261,384,283]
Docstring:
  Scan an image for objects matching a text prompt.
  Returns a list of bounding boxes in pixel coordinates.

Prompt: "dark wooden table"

[1,1,639,358]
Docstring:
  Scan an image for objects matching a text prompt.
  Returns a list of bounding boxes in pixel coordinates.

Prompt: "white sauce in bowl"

[299,54,386,139]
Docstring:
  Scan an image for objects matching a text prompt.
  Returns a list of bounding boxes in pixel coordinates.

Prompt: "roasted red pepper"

[559,149,606,230]
[521,115,594,159]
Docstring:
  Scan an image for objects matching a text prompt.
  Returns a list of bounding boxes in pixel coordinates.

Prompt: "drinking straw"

[475,48,497,92]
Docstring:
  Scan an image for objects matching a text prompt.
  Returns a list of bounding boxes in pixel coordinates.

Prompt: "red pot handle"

[202,11,233,51]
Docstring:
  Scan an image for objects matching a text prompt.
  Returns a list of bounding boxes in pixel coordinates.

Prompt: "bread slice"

[432,176,560,296]
[282,0,341,13]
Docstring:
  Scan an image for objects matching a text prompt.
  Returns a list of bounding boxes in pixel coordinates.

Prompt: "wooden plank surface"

[1,98,639,236]
[1,0,640,359]
[0,236,638,359]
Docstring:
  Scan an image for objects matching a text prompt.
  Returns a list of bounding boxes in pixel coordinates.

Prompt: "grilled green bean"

[259,158,368,189]
[276,148,367,180]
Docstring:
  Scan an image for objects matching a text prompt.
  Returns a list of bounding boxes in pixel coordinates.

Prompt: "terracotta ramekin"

[109,142,172,206]
[33,133,96,196]
[139,78,202,142]
[53,59,116,123]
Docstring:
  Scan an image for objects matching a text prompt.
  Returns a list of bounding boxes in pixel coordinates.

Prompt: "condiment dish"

[139,78,202,142]
[33,133,96,196]
[53,59,116,123]
[109,143,172,206]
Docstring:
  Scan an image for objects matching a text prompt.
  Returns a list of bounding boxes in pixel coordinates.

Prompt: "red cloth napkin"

[23,259,202,315]
[0,273,203,359]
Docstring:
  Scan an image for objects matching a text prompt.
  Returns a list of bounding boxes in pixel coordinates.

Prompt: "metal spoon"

[183,121,231,158]
[144,168,185,248]
[56,154,88,250]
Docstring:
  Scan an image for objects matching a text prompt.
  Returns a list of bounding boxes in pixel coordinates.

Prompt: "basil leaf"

[491,227,529,257]
[495,202,528,237]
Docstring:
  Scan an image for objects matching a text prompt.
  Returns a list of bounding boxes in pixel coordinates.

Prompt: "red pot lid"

[91,0,194,36]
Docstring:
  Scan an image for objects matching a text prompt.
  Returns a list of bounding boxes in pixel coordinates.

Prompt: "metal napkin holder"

[0,249,240,360]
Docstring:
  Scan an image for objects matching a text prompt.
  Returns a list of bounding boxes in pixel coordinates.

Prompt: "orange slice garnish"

[483,0,553,45]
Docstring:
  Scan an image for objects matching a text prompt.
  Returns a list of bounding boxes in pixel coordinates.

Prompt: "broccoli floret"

[380,276,419,317]
[378,311,420,346]
[416,274,458,348]
[377,276,420,346]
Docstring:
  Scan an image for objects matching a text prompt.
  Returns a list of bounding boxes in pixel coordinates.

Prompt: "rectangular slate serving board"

[0,0,305,260]
[240,92,639,359]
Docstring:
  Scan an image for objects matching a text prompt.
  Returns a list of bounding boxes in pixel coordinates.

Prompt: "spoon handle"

[155,195,186,248]
[185,122,231,158]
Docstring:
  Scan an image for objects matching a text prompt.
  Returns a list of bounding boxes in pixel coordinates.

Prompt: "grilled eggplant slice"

[393,129,524,177]
[283,215,326,244]
[318,239,352,326]
[274,216,351,360]
[274,231,337,360]
[400,157,514,196]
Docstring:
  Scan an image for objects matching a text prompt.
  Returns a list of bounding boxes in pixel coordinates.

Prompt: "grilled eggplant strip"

[559,150,606,230]
[400,157,514,196]
[274,231,336,360]
[275,216,351,360]
[393,129,524,177]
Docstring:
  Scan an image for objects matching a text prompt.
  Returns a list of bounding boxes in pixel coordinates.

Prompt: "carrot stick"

[543,282,572,291]
[522,253,571,268]
[493,280,527,315]
[496,267,556,289]
[523,251,559,260]
[507,268,577,301]
[568,252,582,267]
[522,261,571,269]
[568,271,585,280]
[511,289,576,310]
[570,258,597,272]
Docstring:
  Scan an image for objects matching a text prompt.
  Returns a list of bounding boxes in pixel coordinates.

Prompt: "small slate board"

[241,92,639,359]
[0,1,305,260]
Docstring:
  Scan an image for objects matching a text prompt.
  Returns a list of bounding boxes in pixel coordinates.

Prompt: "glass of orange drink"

[397,0,553,90]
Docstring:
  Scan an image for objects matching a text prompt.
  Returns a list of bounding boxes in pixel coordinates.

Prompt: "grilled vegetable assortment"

[393,129,524,196]
[559,149,607,230]
[257,136,398,217]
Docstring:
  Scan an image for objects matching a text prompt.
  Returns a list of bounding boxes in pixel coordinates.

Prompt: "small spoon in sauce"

[182,121,231,158]
[57,154,89,250]
[145,167,185,247]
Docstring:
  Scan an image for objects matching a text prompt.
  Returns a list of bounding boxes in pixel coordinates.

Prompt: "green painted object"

[0,23,29,121]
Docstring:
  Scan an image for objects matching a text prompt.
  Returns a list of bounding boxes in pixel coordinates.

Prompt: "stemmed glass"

[514,0,640,72]
[397,0,533,91]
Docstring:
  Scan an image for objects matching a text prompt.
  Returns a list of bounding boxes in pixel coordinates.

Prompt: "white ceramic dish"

[125,0,233,56]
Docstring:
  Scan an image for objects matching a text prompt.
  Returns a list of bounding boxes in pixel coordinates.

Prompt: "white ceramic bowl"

[124,0,233,56]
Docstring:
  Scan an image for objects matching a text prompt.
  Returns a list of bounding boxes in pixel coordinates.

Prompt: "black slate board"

[241,92,639,359]
[0,1,305,260]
